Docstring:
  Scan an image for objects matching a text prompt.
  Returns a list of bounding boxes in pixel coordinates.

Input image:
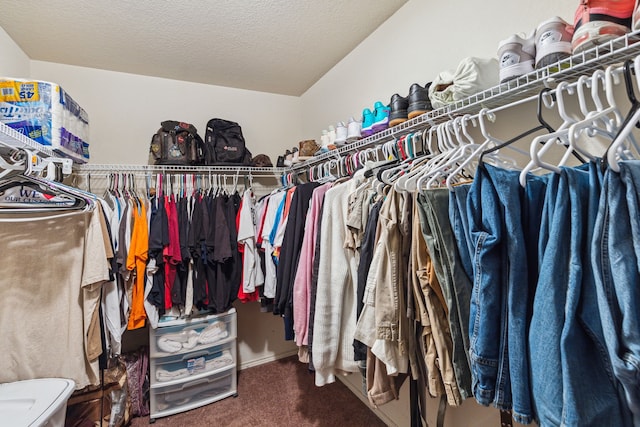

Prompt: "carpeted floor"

[132,356,387,427]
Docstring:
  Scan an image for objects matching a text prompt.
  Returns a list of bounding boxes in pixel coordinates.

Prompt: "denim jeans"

[449,183,474,283]
[466,163,533,423]
[417,189,472,399]
[523,173,548,295]
[592,160,640,426]
[531,164,632,427]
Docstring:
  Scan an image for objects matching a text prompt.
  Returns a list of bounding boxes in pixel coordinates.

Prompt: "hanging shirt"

[261,190,286,298]
[237,189,264,297]
[164,195,182,310]
[126,201,149,330]
[0,208,110,389]
[313,176,362,386]
[293,182,332,348]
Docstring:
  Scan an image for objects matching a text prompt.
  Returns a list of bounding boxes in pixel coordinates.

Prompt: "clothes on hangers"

[0,206,111,389]
[261,134,640,427]
[237,188,264,303]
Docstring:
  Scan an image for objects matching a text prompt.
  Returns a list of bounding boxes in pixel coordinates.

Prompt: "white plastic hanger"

[606,56,640,171]
[567,66,625,161]
[518,82,578,185]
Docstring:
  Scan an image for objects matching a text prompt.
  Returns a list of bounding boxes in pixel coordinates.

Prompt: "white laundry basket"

[0,378,75,427]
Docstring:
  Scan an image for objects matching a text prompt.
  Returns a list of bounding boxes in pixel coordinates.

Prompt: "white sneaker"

[535,17,574,68]
[346,117,362,143]
[335,121,348,145]
[283,149,293,167]
[320,130,329,147]
[497,32,536,82]
[327,125,336,145]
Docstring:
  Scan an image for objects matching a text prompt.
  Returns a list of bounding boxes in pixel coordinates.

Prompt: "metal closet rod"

[74,163,287,176]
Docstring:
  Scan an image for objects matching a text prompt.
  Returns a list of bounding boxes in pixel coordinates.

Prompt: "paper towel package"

[0,78,90,163]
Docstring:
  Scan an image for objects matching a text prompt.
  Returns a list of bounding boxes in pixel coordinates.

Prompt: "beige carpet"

[132,356,387,427]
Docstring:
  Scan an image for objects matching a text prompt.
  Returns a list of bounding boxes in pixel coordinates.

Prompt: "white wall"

[300,0,576,138]
[30,61,303,165]
[0,25,30,78]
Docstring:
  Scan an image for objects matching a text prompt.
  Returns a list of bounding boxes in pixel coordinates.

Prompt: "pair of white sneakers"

[498,16,575,83]
[319,117,362,152]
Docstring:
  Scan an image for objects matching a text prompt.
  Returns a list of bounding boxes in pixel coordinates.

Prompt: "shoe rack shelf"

[292,29,640,173]
[4,30,640,180]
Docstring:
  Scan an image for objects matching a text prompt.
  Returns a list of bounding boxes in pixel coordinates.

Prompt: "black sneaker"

[407,83,431,119]
[389,93,409,127]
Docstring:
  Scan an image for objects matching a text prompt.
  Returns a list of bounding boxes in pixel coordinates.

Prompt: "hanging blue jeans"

[466,163,533,423]
[531,164,632,427]
[449,183,474,282]
[592,160,640,426]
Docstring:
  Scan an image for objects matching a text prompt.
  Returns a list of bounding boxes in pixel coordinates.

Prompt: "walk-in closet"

[2,1,640,426]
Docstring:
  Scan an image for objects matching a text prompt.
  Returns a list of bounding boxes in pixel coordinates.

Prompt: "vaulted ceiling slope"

[0,0,407,95]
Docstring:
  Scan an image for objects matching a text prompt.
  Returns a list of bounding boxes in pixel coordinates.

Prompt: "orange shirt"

[126,201,149,330]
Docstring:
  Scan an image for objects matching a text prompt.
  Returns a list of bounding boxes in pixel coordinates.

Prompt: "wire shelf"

[74,163,287,177]
[0,122,57,157]
[292,30,640,172]
[4,31,640,178]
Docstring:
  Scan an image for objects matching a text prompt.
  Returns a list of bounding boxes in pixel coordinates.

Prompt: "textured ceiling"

[0,0,407,96]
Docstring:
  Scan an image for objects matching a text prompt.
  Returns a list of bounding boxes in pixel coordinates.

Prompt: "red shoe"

[572,0,635,53]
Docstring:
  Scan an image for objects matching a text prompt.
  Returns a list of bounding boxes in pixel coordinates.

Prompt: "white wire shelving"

[4,30,640,178]
[291,30,640,172]
[0,122,57,158]
[74,163,287,177]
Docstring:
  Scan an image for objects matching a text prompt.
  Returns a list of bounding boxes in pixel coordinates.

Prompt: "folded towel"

[157,337,182,353]
[157,330,198,353]
[198,321,228,344]
[182,333,199,350]
[155,350,234,382]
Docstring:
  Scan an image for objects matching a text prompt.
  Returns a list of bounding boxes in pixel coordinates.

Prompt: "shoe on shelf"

[572,0,634,54]
[389,93,409,127]
[291,147,300,164]
[497,32,536,82]
[283,149,293,167]
[299,139,319,159]
[346,116,362,143]
[314,146,330,156]
[407,83,430,119]
[361,108,375,137]
[335,121,348,145]
[634,0,640,30]
[372,101,390,133]
[327,125,337,145]
[320,129,329,147]
[535,17,574,68]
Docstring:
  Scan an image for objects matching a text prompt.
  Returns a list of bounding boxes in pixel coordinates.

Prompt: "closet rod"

[74,163,287,177]
[292,29,640,173]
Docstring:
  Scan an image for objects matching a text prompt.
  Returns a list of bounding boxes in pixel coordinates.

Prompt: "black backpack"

[149,120,205,165]
[204,118,252,165]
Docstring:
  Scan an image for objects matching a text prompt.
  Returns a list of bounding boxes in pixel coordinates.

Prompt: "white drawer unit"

[149,309,237,421]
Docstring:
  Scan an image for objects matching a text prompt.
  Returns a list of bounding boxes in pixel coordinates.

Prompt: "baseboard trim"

[238,349,299,370]
[337,374,398,427]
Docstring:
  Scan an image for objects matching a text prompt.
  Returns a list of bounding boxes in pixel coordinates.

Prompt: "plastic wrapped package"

[0,78,90,163]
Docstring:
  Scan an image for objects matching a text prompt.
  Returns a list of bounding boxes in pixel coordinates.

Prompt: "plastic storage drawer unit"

[148,308,237,421]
